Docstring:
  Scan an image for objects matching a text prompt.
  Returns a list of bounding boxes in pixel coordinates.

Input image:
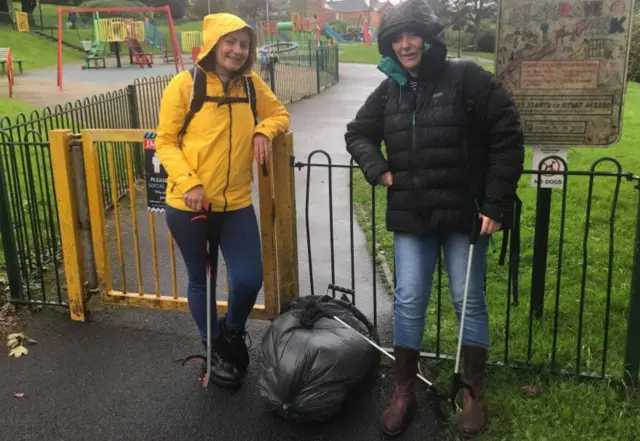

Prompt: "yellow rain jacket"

[156,13,290,212]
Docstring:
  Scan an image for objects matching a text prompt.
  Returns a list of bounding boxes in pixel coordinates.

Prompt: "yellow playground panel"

[15,12,29,32]
[99,18,145,42]
[181,31,203,52]
[50,129,299,322]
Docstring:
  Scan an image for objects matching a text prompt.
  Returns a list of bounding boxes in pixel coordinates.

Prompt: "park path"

[0,62,448,441]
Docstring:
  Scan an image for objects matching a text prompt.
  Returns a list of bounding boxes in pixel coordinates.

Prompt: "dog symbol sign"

[531,147,568,189]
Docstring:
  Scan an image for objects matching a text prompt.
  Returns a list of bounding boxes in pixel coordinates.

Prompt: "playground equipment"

[15,12,29,32]
[256,13,323,48]
[180,31,203,53]
[3,48,15,98]
[57,6,184,91]
[143,20,175,64]
[82,13,153,70]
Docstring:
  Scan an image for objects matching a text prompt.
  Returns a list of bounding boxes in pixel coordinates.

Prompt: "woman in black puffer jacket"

[345,0,524,437]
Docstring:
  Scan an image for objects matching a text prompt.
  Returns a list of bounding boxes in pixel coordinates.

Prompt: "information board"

[143,132,168,213]
[495,0,635,146]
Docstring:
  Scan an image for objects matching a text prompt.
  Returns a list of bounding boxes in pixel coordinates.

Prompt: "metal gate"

[50,129,298,322]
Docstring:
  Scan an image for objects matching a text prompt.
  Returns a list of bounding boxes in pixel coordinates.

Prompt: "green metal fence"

[0,48,340,307]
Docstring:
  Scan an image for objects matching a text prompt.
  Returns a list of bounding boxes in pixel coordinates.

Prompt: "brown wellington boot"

[459,345,488,437]
[382,346,419,436]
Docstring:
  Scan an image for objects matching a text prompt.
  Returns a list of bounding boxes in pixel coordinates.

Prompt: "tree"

[21,0,36,14]
[427,0,453,24]
[189,0,230,18]
[452,0,496,45]
[0,0,11,24]
[236,0,266,18]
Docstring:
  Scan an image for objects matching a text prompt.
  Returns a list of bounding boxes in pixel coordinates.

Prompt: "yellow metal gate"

[50,129,299,322]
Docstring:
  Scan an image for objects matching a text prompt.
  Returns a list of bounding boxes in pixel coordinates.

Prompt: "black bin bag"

[258,294,381,423]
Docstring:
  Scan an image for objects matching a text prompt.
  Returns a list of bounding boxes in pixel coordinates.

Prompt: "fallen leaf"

[13,392,24,398]
[9,346,28,358]
[520,385,539,397]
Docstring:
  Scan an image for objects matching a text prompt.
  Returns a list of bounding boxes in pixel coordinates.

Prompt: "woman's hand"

[378,172,393,187]
[183,185,205,211]
[480,215,502,235]
[254,134,272,166]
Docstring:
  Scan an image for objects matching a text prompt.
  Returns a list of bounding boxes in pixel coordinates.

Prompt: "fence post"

[0,151,22,299]
[50,130,89,322]
[316,48,321,94]
[273,132,299,311]
[127,84,144,179]
[69,133,98,295]
[335,45,340,83]
[624,184,640,387]
[269,57,276,93]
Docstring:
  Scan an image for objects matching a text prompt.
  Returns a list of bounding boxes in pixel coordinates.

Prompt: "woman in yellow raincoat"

[155,13,290,389]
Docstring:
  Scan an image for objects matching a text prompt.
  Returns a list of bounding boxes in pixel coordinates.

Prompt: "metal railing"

[294,151,640,386]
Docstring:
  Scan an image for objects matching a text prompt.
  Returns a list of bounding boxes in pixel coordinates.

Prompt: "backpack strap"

[244,76,258,126]
[178,69,258,142]
[178,66,206,142]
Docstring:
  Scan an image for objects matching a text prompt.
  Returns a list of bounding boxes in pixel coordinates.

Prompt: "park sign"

[143,132,168,213]
[495,0,635,146]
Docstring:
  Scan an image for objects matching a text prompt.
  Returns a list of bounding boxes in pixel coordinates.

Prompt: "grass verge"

[349,56,640,439]
[0,25,85,71]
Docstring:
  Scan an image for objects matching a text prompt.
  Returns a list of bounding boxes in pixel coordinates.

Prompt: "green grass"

[338,42,495,69]
[0,25,85,71]
[0,98,36,118]
[349,54,640,439]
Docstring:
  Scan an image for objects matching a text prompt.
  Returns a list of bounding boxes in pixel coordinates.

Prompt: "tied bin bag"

[258,294,381,422]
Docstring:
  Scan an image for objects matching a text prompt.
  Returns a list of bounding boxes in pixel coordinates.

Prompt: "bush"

[329,20,347,35]
[628,14,640,82]
[476,31,495,53]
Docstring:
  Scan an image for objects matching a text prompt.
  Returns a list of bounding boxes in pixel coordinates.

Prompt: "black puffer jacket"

[345,0,524,235]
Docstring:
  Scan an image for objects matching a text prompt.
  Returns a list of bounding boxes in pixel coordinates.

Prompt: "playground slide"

[322,25,345,42]
[125,37,153,68]
[279,30,291,41]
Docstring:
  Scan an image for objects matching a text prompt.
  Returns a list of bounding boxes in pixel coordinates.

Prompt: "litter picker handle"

[470,211,482,245]
[327,284,355,296]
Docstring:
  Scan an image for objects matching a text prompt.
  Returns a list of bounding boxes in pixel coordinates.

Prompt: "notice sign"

[531,146,568,189]
[495,0,635,146]
[520,60,600,90]
[143,132,168,213]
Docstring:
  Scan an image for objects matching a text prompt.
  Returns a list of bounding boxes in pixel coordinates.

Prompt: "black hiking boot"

[202,337,242,390]
[219,317,251,374]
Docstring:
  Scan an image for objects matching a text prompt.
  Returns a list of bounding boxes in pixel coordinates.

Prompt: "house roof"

[373,2,393,11]
[325,0,371,12]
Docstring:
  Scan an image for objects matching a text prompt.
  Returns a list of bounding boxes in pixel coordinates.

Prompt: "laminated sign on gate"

[143,132,168,213]
[531,146,568,189]
[495,0,635,147]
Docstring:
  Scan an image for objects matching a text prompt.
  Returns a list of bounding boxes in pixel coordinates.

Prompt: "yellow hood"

[197,13,257,71]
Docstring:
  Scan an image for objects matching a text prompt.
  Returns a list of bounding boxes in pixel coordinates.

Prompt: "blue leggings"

[165,205,263,342]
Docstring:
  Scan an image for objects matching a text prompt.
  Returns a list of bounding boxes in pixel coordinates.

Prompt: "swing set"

[56,5,184,91]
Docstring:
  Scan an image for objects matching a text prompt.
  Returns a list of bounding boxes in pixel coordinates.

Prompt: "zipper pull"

[412,112,416,126]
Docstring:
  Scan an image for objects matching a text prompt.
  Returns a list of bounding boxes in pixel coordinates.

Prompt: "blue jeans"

[165,205,263,342]
[393,231,490,350]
